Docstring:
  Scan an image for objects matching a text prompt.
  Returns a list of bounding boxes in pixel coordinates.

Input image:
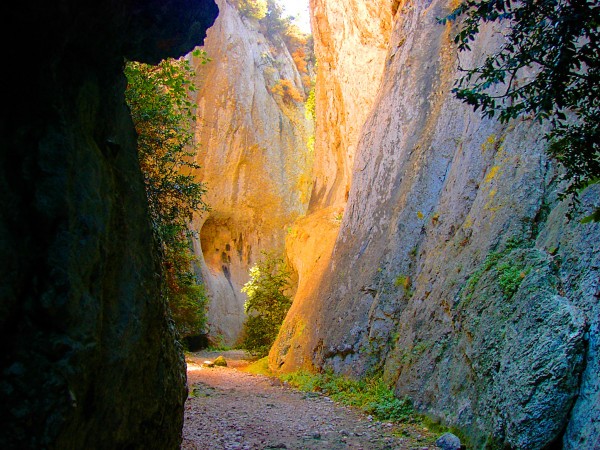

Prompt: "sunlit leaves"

[241,253,292,356]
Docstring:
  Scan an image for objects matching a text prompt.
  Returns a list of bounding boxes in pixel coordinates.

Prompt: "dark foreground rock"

[1,1,218,448]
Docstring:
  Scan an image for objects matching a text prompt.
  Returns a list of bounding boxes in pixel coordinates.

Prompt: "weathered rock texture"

[270,0,394,369]
[188,0,313,345]
[1,1,217,448]
[308,0,393,211]
[271,0,599,449]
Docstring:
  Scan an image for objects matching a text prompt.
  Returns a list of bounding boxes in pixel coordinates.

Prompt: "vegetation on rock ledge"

[124,51,211,338]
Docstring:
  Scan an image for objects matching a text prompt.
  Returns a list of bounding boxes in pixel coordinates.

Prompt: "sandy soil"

[181,350,439,450]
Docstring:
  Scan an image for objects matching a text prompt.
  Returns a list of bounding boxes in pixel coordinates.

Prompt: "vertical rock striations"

[269,0,393,371]
[188,0,313,345]
[272,0,599,448]
[308,0,393,210]
[1,1,217,448]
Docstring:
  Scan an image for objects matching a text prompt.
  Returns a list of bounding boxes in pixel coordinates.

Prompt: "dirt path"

[181,350,438,450]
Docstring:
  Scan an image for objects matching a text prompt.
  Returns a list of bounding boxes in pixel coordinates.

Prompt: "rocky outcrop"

[188,0,313,345]
[271,0,599,448]
[1,1,217,448]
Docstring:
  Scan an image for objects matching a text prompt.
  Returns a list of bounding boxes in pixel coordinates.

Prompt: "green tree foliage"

[262,0,292,38]
[441,0,599,220]
[240,253,292,356]
[235,0,315,93]
[235,0,268,20]
[124,50,211,338]
[235,0,292,39]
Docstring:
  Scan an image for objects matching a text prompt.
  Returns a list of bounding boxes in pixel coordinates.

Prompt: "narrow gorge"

[270,1,600,449]
[187,0,313,345]
[191,0,599,448]
[3,0,598,449]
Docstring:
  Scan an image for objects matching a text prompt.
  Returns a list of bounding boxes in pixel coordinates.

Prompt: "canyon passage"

[190,1,599,448]
[182,350,442,449]
[2,0,598,449]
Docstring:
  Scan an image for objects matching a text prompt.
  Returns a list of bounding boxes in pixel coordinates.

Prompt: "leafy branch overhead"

[441,0,599,221]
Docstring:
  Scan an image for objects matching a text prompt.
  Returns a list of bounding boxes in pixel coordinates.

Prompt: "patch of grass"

[394,274,410,289]
[461,236,531,304]
[242,356,274,377]
[206,344,232,352]
[496,262,530,298]
[280,370,415,423]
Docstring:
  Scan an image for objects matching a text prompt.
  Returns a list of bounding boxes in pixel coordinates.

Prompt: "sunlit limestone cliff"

[188,0,313,345]
[272,0,394,372]
[271,0,599,449]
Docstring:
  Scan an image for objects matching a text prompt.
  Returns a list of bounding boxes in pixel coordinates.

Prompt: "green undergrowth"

[245,358,415,423]
[282,370,415,422]
[206,344,233,352]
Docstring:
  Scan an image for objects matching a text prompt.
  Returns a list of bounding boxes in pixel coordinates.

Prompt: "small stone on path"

[435,432,462,450]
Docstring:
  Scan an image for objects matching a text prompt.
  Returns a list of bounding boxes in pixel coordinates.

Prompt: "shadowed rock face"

[272,0,599,448]
[1,1,217,448]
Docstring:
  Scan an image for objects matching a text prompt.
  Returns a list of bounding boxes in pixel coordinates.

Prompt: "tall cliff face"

[189,0,313,345]
[309,0,392,210]
[271,0,394,369]
[1,1,217,448]
[272,1,599,448]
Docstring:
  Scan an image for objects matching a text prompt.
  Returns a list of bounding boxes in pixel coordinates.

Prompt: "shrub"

[496,262,530,299]
[124,51,211,338]
[292,48,308,74]
[271,79,304,103]
[305,87,316,121]
[235,0,267,20]
[261,0,291,38]
[240,253,292,356]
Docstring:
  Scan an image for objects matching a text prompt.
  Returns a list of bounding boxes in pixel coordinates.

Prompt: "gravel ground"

[181,350,439,450]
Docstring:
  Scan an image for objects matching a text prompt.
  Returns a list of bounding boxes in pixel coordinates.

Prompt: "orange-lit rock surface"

[307,0,392,210]
[189,0,313,345]
[270,0,393,371]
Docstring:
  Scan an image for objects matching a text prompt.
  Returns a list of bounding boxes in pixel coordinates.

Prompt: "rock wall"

[271,0,599,448]
[269,0,394,369]
[308,0,393,211]
[188,0,313,345]
[1,1,217,448]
